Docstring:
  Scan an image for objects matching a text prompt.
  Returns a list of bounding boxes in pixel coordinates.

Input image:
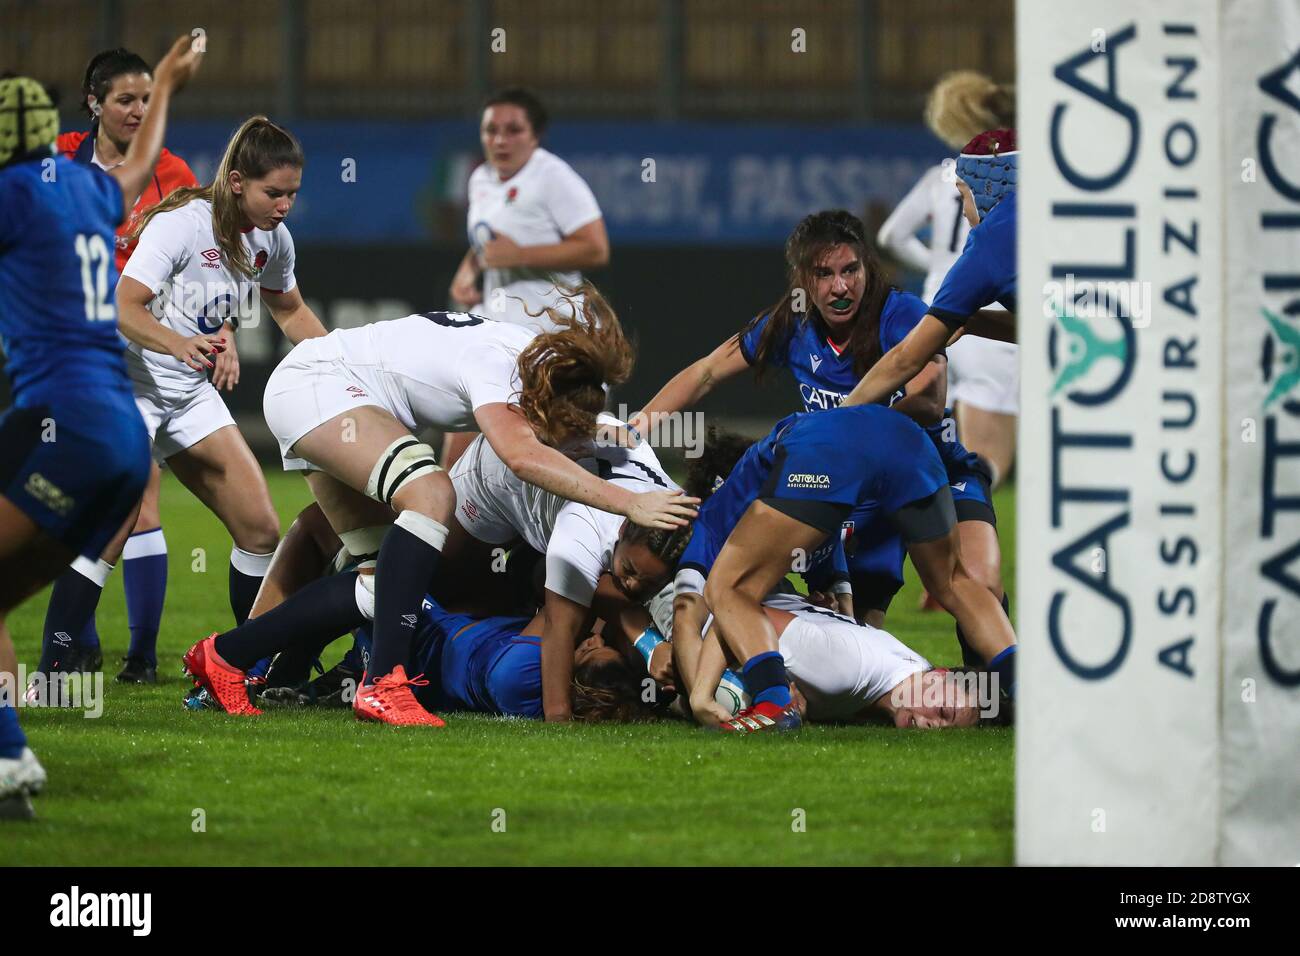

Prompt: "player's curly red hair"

[513,282,634,447]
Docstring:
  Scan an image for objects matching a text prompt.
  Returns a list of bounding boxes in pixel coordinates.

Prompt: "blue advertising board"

[138,119,948,245]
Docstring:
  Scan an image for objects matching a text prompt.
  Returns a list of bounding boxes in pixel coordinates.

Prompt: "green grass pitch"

[5,470,1014,865]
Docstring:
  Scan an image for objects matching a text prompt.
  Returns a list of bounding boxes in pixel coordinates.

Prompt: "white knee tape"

[354,560,377,620]
[395,509,449,551]
[338,525,390,561]
[71,555,114,587]
[365,437,440,507]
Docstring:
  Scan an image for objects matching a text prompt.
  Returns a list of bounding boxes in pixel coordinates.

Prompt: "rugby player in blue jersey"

[347,598,647,722]
[0,36,203,817]
[675,404,1016,733]
[843,128,1017,409]
[634,207,1006,666]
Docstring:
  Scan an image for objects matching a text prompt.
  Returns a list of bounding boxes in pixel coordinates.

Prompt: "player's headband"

[0,76,59,169]
[956,127,1017,219]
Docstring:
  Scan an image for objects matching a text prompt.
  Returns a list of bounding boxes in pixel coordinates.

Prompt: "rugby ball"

[715,669,751,717]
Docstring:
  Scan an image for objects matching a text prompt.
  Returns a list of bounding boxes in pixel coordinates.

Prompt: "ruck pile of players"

[0,38,1018,819]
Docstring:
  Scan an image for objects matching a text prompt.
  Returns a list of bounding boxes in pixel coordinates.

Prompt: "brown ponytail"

[514,282,634,447]
[132,115,305,277]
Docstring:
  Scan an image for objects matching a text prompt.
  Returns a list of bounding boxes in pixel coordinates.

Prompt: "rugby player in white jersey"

[877,71,1018,488]
[449,408,692,722]
[24,116,327,708]
[183,285,695,726]
[451,88,608,332]
[682,591,982,730]
[444,88,609,467]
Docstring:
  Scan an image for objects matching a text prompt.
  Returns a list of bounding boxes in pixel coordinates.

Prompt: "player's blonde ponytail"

[924,71,1016,150]
[513,282,634,447]
[132,115,304,277]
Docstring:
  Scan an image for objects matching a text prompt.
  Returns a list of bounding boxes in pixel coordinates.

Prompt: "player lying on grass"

[0,36,202,818]
[632,210,1006,668]
[675,404,1017,733]
[234,284,696,727]
[280,596,648,721]
[683,591,983,729]
[843,128,1017,410]
[659,422,980,728]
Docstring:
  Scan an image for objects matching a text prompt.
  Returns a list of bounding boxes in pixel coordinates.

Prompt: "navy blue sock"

[123,527,168,666]
[989,645,1017,700]
[344,630,370,675]
[368,516,444,683]
[38,565,106,673]
[742,650,791,709]
[229,547,274,626]
[75,615,101,656]
[0,702,26,759]
[214,571,363,672]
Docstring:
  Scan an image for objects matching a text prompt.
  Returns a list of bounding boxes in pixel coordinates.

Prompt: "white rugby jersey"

[318,311,536,432]
[763,591,929,721]
[466,147,603,332]
[877,163,970,304]
[455,413,679,607]
[121,198,295,398]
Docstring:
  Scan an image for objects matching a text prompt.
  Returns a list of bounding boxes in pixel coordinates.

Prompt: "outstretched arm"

[475,402,698,530]
[630,335,750,437]
[841,313,952,409]
[109,35,203,219]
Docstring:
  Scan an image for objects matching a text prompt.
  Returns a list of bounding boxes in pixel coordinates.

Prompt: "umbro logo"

[346,385,368,398]
[810,354,822,372]
[401,614,418,627]
[200,248,221,262]
[54,631,71,646]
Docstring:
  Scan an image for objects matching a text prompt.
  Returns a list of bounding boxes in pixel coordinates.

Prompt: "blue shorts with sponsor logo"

[759,404,948,520]
[679,405,947,579]
[0,391,150,558]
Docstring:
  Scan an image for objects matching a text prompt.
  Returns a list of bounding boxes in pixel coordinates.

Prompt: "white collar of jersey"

[492,146,546,185]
